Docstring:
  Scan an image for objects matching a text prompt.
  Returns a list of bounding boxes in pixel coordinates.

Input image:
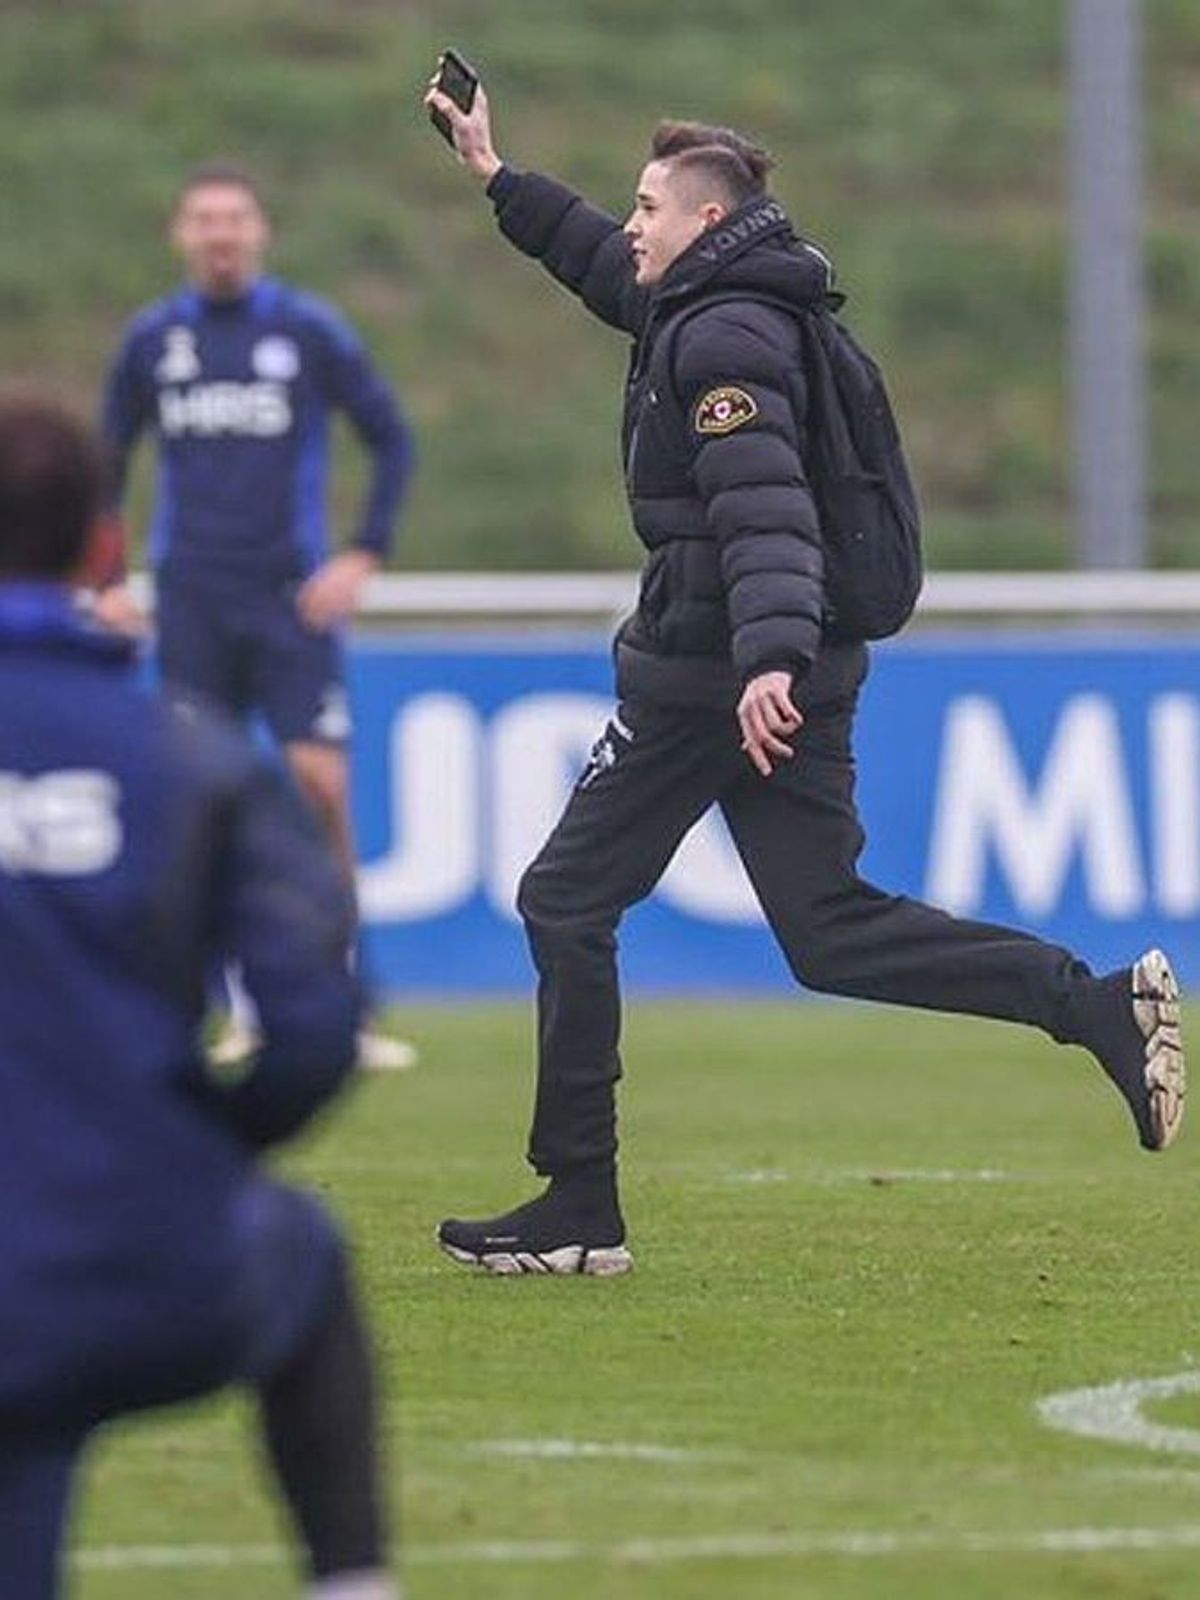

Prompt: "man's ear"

[700,200,729,230]
[75,514,126,590]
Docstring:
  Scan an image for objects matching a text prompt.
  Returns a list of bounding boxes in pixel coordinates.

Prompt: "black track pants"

[517,643,1095,1176]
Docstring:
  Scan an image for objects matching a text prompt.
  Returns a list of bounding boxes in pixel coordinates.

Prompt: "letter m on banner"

[925,694,1144,919]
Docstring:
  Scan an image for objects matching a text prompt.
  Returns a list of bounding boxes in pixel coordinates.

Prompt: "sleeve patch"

[693,386,759,437]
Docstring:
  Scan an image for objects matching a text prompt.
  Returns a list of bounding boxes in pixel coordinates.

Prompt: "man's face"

[624,160,723,286]
[171,182,269,298]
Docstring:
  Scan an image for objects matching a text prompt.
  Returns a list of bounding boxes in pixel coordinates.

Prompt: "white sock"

[224,961,260,1032]
[307,1572,402,1600]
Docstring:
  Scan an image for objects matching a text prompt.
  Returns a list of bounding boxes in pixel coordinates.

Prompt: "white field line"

[75,1544,281,1571]
[848,1168,1010,1184]
[725,1168,1012,1186]
[73,1524,1200,1571]
[465,1439,732,1463]
[1037,1373,1200,1455]
[307,1163,1022,1185]
[1088,1466,1200,1485]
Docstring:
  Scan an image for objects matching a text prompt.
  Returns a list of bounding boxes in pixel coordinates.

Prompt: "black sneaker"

[1082,948,1186,1151]
[437,1185,633,1276]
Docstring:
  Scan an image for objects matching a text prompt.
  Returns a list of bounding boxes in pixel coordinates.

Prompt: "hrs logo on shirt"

[159,382,292,438]
[0,771,123,876]
[155,329,296,438]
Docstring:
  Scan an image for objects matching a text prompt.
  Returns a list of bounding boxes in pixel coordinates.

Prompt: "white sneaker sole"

[207,1024,257,1069]
[356,1032,418,1072]
[438,1238,634,1277]
[1132,948,1186,1150]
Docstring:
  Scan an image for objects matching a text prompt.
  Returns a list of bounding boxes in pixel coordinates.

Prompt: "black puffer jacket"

[490,168,835,707]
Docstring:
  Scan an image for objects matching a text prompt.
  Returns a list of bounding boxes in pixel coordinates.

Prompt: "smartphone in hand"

[430,48,479,144]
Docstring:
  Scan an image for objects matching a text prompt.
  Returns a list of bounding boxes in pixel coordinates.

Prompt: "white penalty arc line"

[1037,1372,1200,1456]
[73,1524,1200,1571]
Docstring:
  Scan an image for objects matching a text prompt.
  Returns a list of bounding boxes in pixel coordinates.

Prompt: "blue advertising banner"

[349,632,1200,994]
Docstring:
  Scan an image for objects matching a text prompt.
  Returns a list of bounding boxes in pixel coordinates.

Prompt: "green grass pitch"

[73,1000,1200,1599]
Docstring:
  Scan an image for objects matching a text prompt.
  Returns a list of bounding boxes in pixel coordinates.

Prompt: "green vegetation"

[75,999,1200,1598]
[3,0,1200,568]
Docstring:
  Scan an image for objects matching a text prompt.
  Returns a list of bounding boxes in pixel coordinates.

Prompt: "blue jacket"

[0,586,361,1425]
[102,277,414,588]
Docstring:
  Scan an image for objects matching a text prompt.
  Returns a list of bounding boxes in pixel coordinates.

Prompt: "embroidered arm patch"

[693,385,758,437]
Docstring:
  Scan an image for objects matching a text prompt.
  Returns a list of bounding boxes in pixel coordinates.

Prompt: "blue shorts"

[156,576,351,746]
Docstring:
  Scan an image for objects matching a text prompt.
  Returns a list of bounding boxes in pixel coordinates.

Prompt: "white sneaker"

[306,1572,403,1600]
[1131,947,1186,1149]
[356,1027,418,1072]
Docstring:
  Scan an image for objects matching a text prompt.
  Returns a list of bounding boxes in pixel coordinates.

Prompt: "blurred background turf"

[2,0,1198,570]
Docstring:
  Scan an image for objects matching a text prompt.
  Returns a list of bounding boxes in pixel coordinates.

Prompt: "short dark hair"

[176,161,266,212]
[0,396,103,578]
[650,120,774,209]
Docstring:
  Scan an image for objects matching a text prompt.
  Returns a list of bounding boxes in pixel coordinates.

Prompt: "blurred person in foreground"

[0,396,401,1600]
[98,163,416,1072]
[424,70,1186,1277]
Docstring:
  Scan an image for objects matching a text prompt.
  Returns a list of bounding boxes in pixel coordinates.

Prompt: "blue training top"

[102,276,414,589]
[0,584,361,1427]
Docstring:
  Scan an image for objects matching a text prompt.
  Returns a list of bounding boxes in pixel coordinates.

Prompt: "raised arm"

[425,68,647,334]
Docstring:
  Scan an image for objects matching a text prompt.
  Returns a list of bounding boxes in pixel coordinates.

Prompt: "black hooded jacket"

[489,167,837,708]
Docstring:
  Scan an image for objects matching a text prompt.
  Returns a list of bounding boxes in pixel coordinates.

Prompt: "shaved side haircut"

[651,120,775,210]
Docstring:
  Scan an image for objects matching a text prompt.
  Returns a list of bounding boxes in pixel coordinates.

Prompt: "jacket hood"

[654,196,839,315]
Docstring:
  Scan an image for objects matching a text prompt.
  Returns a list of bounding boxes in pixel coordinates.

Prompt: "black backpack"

[661,293,923,641]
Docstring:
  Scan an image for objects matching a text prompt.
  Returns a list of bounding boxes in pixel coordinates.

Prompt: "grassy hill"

[3,0,1200,570]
